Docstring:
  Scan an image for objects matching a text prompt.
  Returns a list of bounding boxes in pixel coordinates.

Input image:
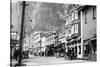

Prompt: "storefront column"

[80,11,83,58]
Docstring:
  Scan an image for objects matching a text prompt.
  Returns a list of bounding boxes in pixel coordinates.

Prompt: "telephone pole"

[17,1,26,65]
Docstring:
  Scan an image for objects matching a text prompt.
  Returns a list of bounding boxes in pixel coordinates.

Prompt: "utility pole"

[40,33,42,56]
[18,1,26,65]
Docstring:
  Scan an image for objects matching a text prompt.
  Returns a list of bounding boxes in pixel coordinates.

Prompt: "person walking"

[14,47,20,61]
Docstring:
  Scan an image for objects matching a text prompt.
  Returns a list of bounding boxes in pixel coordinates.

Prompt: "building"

[65,4,96,60]
[65,4,82,58]
[81,5,97,61]
[30,31,41,55]
[10,24,19,58]
[58,30,66,46]
[42,31,55,56]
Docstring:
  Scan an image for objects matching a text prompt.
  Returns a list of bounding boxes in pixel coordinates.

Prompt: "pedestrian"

[14,46,20,61]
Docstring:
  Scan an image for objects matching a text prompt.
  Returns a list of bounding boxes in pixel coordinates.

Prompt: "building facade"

[65,4,82,58]
[10,24,19,58]
[82,5,97,60]
[65,4,96,60]
[30,32,41,55]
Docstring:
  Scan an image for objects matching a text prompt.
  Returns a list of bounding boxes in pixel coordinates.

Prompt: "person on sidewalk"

[14,46,20,61]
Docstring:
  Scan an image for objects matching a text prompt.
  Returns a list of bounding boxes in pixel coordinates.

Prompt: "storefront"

[67,37,81,59]
[10,38,19,59]
[83,37,96,61]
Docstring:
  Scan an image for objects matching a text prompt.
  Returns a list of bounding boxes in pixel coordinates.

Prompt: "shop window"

[79,45,81,54]
[84,45,90,55]
[91,39,97,54]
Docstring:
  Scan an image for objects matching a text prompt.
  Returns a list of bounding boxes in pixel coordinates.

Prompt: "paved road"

[11,55,91,67]
[23,55,90,66]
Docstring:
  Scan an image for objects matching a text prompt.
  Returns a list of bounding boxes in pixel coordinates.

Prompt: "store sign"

[11,32,17,40]
[33,33,40,43]
[59,37,66,43]
[46,35,54,45]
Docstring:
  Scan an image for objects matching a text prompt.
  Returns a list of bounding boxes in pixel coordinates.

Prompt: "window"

[71,25,74,35]
[93,7,96,19]
[84,45,90,55]
[85,11,87,24]
[74,24,78,33]
[72,12,75,21]
[74,11,78,20]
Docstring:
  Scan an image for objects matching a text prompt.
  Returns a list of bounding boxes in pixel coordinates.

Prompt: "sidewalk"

[10,55,35,67]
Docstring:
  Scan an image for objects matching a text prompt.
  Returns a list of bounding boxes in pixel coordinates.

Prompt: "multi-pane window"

[71,11,79,21]
[72,12,75,21]
[74,11,78,20]
[71,25,74,35]
[74,24,78,33]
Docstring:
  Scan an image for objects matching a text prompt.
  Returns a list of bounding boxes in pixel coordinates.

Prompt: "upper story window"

[72,12,75,21]
[75,11,79,20]
[71,25,74,35]
[93,7,96,20]
[71,10,80,22]
[85,11,87,24]
[74,24,78,34]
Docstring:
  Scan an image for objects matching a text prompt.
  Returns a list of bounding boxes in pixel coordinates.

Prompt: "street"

[10,1,97,67]
[11,55,91,66]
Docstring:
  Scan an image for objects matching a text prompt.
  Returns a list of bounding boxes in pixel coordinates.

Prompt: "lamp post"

[40,33,42,56]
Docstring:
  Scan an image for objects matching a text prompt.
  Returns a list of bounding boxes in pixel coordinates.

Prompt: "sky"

[11,1,67,35]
